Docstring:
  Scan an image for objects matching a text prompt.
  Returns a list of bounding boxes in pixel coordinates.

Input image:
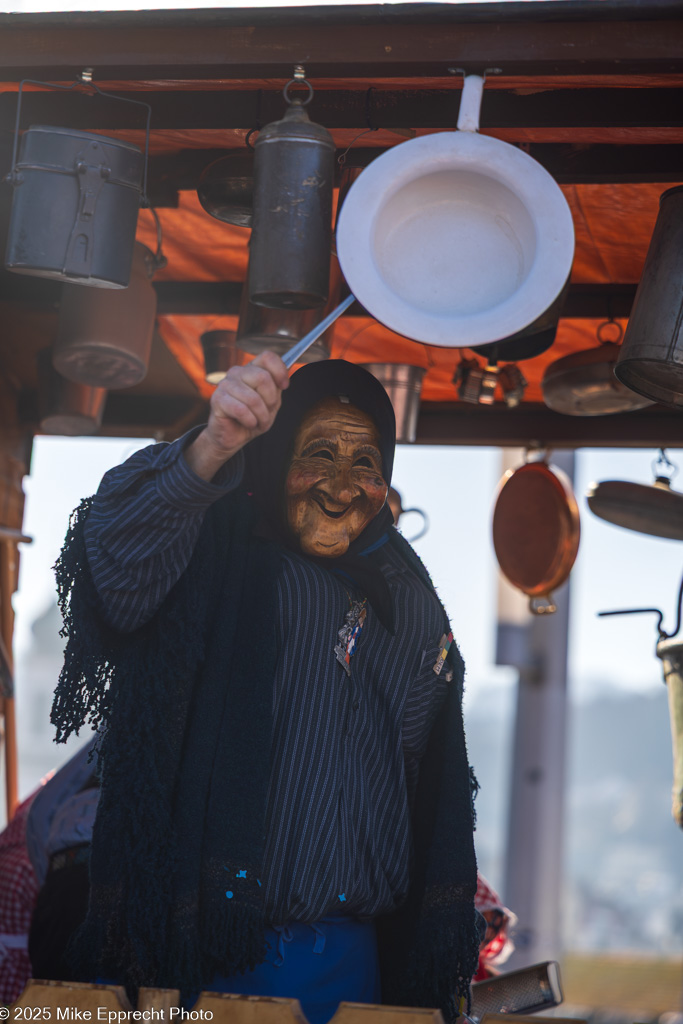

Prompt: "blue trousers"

[205,916,381,1024]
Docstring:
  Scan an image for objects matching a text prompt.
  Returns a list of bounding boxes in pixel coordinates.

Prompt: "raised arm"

[84,351,289,632]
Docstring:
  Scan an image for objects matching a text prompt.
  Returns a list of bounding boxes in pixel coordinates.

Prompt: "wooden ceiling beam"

[139,145,683,207]
[414,402,683,449]
[0,275,639,320]
[0,6,682,81]
[2,88,682,134]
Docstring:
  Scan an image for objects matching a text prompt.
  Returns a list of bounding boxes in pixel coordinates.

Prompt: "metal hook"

[599,572,683,641]
[654,447,677,482]
[596,318,624,346]
[283,78,314,107]
[9,76,152,204]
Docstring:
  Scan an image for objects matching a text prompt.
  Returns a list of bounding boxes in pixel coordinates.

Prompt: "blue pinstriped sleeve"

[83,427,244,633]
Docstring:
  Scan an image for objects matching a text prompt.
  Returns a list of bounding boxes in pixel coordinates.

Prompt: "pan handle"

[456,74,485,133]
[281,293,355,369]
[529,595,557,616]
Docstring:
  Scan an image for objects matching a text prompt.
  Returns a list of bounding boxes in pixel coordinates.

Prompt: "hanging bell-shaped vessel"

[237,290,330,362]
[37,349,106,436]
[615,186,683,408]
[238,254,342,361]
[52,242,157,389]
[248,81,335,310]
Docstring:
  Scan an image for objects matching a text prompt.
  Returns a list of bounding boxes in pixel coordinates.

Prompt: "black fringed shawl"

[51,489,480,1020]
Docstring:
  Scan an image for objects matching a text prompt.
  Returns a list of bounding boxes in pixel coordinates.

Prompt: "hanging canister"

[52,242,157,389]
[614,186,683,408]
[201,329,241,384]
[5,126,144,288]
[248,76,335,309]
[37,348,106,436]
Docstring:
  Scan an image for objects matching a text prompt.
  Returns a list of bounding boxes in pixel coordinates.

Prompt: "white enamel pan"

[282,76,575,363]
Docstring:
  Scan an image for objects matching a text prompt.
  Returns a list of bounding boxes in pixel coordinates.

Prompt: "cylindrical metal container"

[197,150,254,227]
[201,329,241,384]
[37,349,106,436]
[238,254,342,362]
[361,364,426,443]
[248,96,335,309]
[53,242,157,389]
[656,636,683,829]
[615,185,683,408]
[5,126,143,288]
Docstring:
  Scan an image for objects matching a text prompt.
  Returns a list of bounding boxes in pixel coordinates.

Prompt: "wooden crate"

[11,981,445,1024]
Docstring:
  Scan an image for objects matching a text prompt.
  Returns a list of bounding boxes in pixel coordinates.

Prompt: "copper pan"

[493,459,580,615]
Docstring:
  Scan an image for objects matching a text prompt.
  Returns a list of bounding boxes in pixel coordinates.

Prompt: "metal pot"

[5,125,143,288]
[615,186,683,408]
[361,363,426,443]
[37,349,106,435]
[53,241,157,388]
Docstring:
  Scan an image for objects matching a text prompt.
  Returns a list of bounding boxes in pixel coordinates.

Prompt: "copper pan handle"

[529,594,557,616]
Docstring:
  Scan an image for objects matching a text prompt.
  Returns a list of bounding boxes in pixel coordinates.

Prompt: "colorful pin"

[335,600,367,677]
[433,632,453,676]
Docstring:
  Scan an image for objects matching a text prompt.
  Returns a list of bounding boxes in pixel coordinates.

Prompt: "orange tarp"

[134,183,678,405]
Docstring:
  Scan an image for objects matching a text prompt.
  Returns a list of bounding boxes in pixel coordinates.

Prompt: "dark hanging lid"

[197,150,254,227]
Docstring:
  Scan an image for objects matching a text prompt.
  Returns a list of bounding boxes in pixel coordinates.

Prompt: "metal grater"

[469,961,564,1021]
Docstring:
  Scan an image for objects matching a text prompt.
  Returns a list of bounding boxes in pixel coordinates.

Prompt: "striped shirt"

[84,432,451,925]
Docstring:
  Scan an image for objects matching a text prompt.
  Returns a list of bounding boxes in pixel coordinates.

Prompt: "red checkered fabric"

[0,796,39,1004]
[474,871,517,980]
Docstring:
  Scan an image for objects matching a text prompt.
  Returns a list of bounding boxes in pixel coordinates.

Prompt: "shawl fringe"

[52,493,479,1018]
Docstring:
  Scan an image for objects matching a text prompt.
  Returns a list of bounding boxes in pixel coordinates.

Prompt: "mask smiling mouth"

[313,495,350,519]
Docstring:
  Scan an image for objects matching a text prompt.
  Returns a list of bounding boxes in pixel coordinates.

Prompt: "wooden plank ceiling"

[0,1,682,446]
